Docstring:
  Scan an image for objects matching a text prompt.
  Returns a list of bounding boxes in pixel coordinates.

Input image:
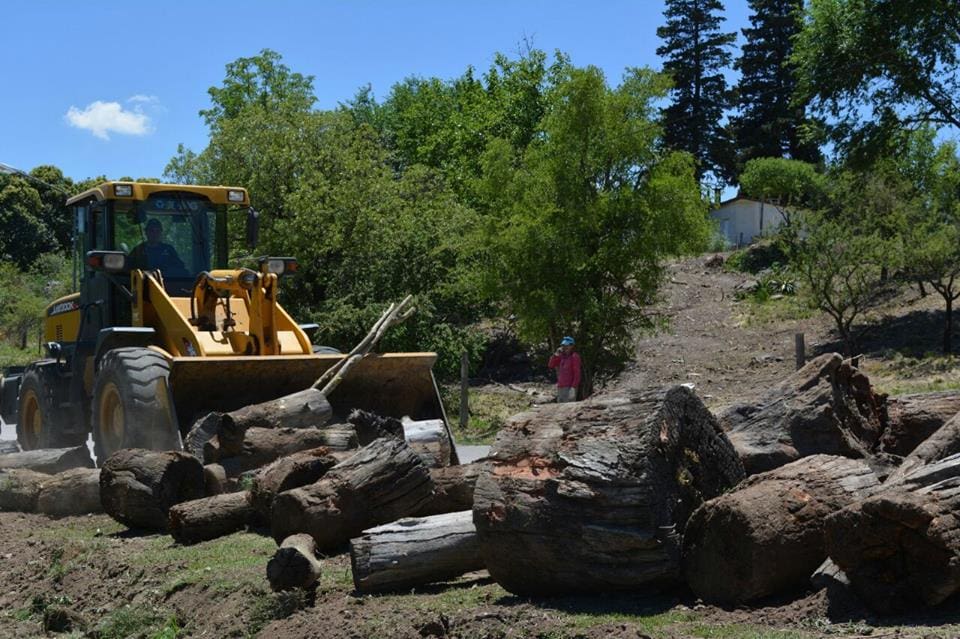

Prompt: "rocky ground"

[2,253,960,639]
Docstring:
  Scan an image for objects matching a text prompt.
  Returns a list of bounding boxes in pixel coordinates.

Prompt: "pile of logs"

[0,445,101,517]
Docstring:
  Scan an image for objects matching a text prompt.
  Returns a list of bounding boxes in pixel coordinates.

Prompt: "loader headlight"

[227,189,246,203]
[114,183,133,197]
[86,251,128,273]
[258,256,299,276]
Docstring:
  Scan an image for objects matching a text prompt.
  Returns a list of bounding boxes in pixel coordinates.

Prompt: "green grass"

[443,385,535,445]
[92,605,181,639]
[736,295,815,327]
[245,589,310,639]
[862,352,960,396]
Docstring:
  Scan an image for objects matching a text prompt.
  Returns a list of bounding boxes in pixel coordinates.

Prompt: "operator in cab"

[129,218,186,273]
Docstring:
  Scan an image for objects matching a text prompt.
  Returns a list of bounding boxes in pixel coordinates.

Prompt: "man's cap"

[560,336,575,346]
[146,218,162,231]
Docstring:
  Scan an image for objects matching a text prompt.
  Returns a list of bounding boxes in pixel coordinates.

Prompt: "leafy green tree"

[656,0,737,182]
[739,157,826,227]
[480,65,710,394]
[28,165,76,252]
[793,0,960,154]
[0,175,57,268]
[732,0,821,167]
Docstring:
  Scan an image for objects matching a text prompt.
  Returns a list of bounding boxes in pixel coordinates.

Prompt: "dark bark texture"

[99,449,205,531]
[249,447,346,518]
[350,510,482,593]
[167,491,259,544]
[267,533,323,591]
[879,391,960,457]
[682,455,879,604]
[472,386,744,596]
[719,353,884,475]
[415,463,483,517]
[205,426,358,475]
[270,437,433,552]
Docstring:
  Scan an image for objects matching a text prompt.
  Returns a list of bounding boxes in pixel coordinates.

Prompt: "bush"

[725,239,788,274]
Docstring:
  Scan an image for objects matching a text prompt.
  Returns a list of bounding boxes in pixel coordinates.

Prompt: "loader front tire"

[92,348,182,463]
[17,365,77,450]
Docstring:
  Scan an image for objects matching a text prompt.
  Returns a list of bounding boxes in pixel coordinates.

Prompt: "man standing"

[548,336,581,403]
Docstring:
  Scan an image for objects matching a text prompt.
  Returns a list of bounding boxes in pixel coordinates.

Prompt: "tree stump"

[415,463,483,517]
[99,449,205,531]
[473,386,744,595]
[271,437,433,552]
[168,491,259,544]
[350,510,482,593]
[682,455,879,604]
[718,353,884,475]
[36,468,103,517]
[267,534,323,591]
[0,446,94,474]
[879,391,960,457]
[205,426,358,475]
[826,452,960,612]
[250,448,346,518]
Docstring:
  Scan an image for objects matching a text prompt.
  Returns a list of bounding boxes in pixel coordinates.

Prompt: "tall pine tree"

[733,0,821,168]
[657,0,737,183]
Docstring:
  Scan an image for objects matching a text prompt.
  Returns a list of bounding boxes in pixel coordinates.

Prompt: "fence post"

[794,333,805,370]
[459,351,469,430]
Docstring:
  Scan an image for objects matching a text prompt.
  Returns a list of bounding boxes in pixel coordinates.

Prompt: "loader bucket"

[168,352,455,460]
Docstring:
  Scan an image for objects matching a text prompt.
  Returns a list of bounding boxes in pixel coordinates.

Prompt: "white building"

[709,196,790,247]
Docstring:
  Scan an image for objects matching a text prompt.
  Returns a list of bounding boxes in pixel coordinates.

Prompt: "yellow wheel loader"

[0,182,454,462]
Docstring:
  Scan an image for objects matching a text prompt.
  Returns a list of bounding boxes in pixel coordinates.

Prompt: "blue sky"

[1,1,751,183]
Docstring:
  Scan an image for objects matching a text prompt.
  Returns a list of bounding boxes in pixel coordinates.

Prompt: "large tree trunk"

[205,426,358,475]
[879,391,960,457]
[267,534,323,591]
[886,412,960,484]
[0,468,47,511]
[99,449,205,531]
[825,452,960,613]
[167,491,259,544]
[472,386,744,596]
[718,353,884,475]
[271,437,433,552]
[36,468,103,517]
[0,446,94,474]
[350,511,483,594]
[682,455,879,604]
[249,448,347,518]
[415,463,483,517]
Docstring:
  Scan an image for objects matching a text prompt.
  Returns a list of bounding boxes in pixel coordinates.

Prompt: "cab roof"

[66,182,249,207]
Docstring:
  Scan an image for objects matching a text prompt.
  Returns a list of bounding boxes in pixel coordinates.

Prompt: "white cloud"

[64,100,153,140]
[127,94,159,104]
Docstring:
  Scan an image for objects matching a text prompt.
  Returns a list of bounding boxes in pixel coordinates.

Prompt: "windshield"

[115,194,217,278]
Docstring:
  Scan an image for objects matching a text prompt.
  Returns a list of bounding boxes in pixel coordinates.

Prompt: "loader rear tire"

[92,348,182,463]
[16,365,81,450]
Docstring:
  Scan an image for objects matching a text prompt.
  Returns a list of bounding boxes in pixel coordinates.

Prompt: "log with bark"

[879,391,960,457]
[682,455,879,604]
[718,353,884,475]
[886,412,960,484]
[203,464,229,496]
[348,409,404,445]
[36,468,103,517]
[348,410,455,467]
[249,447,347,518]
[271,436,433,552]
[205,426,358,476]
[267,533,323,591]
[168,491,259,544]
[0,468,47,511]
[415,463,483,517]
[99,449,205,531]
[472,386,745,596]
[0,446,94,474]
[350,510,482,593]
[825,451,960,613]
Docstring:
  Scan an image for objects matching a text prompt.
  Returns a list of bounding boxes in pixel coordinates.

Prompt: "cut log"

[183,412,222,460]
[267,534,323,591]
[682,455,879,604]
[415,463,483,517]
[826,452,960,613]
[886,412,960,484]
[271,437,433,552]
[0,446,94,474]
[348,409,404,445]
[203,464,228,496]
[879,391,960,457]
[718,353,884,475]
[249,447,347,518]
[168,491,259,544]
[99,449,205,531]
[214,389,333,458]
[473,386,745,596]
[402,417,453,468]
[207,426,357,475]
[350,510,482,593]
[0,468,47,511]
[36,468,103,517]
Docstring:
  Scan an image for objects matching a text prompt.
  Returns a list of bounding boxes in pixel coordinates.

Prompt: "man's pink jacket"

[548,351,582,389]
